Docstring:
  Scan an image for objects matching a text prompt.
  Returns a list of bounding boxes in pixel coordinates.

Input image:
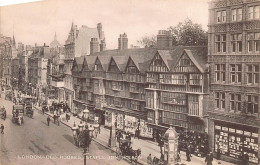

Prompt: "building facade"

[71,30,209,140]
[208,0,260,164]
[64,22,106,109]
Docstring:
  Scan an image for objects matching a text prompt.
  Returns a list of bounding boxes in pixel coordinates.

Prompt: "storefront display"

[116,113,124,130]
[214,123,258,164]
[124,115,138,134]
[139,119,153,138]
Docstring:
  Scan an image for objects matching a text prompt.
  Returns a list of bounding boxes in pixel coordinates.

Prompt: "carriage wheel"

[116,148,122,161]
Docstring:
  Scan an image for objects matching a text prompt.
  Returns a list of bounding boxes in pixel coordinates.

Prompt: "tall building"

[63,22,106,109]
[208,0,260,164]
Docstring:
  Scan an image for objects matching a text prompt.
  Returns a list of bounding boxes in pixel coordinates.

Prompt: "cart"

[12,105,24,125]
[25,105,34,118]
[116,138,141,164]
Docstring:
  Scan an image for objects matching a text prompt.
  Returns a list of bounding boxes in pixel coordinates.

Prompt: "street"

[0,93,129,165]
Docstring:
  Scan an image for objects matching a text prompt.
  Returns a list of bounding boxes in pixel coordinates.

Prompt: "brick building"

[208,0,260,164]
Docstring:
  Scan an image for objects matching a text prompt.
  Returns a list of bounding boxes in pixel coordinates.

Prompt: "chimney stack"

[118,33,128,50]
[90,38,99,54]
[157,30,173,50]
[100,39,106,52]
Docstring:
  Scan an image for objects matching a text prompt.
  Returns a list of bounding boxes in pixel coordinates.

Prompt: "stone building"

[63,22,106,109]
[208,0,260,164]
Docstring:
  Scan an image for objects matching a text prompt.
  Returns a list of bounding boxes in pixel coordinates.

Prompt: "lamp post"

[88,124,94,138]
[78,120,84,132]
[71,122,78,146]
[83,125,91,165]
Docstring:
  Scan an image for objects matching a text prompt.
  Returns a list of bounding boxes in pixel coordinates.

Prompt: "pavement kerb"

[33,105,145,165]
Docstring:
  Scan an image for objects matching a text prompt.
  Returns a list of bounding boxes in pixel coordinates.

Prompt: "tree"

[169,18,208,46]
[137,18,207,47]
[137,35,157,48]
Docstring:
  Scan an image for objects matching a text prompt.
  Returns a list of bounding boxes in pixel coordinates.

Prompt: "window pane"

[255,6,260,19]
[237,34,242,40]
[232,42,236,52]
[238,41,242,52]
[232,9,236,21]
[256,41,260,51]
[238,8,242,21]
[255,33,260,40]
[222,11,226,22]
[248,33,254,40]
[249,7,254,19]
[217,11,221,22]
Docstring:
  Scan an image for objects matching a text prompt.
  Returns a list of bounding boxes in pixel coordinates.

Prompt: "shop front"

[214,121,259,164]
[104,108,152,138]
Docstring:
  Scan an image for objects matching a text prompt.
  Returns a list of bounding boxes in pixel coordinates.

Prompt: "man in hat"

[1,124,4,134]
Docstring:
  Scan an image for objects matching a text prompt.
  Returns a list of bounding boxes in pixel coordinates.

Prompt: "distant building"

[63,22,106,109]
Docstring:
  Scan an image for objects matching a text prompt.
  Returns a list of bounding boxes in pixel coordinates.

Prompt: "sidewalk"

[33,105,235,165]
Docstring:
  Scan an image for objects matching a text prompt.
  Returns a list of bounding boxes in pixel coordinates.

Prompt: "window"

[216,34,226,53]
[247,95,258,114]
[247,64,259,84]
[215,64,226,82]
[230,93,241,112]
[215,92,225,109]
[238,8,242,21]
[189,74,202,85]
[248,6,260,20]
[232,9,237,21]
[249,6,254,20]
[112,81,123,91]
[230,64,242,83]
[248,32,260,52]
[161,92,186,105]
[130,100,141,110]
[217,11,226,23]
[114,97,122,107]
[231,34,242,52]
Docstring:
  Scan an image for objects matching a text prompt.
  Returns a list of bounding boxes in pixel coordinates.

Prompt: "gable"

[125,57,139,73]
[108,58,120,72]
[94,57,104,71]
[82,58,89,72]
[149,53,169,72]
[172,52,200,73]
[71,60,78,72]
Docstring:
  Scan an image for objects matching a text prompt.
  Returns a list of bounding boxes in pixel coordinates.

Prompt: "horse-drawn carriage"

[0,107,6,120]
[25,105,34,118]
[12,105,24,125]
[116,138,141,164]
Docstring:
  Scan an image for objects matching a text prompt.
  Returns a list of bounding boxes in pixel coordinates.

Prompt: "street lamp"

[78,120,84,132]
[88,124,94,138]
[71,122,78,146]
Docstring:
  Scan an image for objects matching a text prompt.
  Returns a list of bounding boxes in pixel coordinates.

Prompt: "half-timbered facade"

[208,0,260,164]
[145,47,209,140]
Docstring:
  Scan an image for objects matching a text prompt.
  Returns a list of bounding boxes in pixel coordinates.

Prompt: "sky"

[0,0,209,49]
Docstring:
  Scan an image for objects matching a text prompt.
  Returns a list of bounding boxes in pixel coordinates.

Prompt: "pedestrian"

[47,116,50,126]
[186,147,191,162]
[147,153,152,165]
[242,153,249,165]
[1,124,4,134]
[205,152,213,165]
[42,106,45,115]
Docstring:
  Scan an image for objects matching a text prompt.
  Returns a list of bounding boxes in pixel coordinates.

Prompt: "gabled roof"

[97,56,111,71]
[170,46,208,72]
[73,56,85,72]
[84,56,97,71]
[111,56,128,72]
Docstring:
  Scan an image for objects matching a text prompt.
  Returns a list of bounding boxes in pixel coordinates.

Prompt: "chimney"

[118,33,128,50]
[97,23,103,40]
[90,38,99,54]
[157,30,173,50]
[100,39,106,52]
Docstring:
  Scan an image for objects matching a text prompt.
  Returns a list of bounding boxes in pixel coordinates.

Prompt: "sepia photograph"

[0,0,259,165]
